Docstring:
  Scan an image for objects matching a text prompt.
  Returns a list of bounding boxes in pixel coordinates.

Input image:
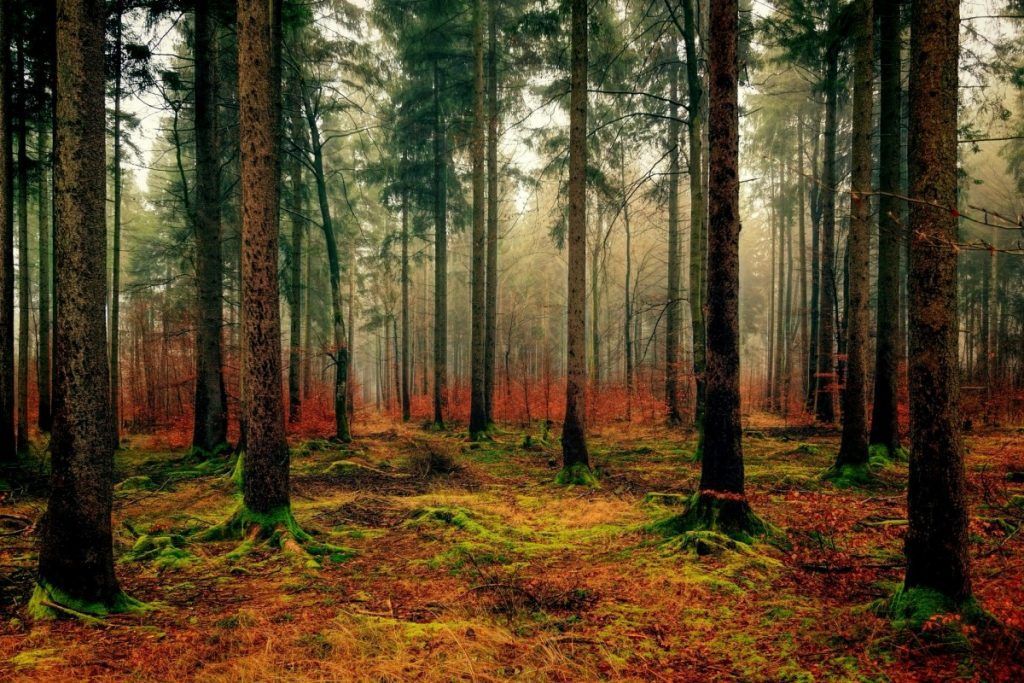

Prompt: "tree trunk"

[34,0,124,615]
[432,62,448,429]
[37,116,51,432]
[806,113,822,412]
[869,0,902,453]
[469,0,487,437]
[797,117,808,408]
[560,0,590,476]
[484,0,499,426]
[665,38,682,425]
[238,0,289,512]
[682,0,706,442]
[903,0,972,605]
[15,37,28,455]
[835,0,872,469]
[400,189,411,421]
[301,84,350,442]
[0,6,13,463]
[287,74,303,424]
[192,0,228,453]
[815,42,839,424]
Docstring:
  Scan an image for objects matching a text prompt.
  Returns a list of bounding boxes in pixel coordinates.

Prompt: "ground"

[1,415,1022,681]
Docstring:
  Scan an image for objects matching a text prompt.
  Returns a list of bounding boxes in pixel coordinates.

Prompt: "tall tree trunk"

[192,0,228,453]
[33,0,125,616]
[301,84,350,442]
[815,41,839,424]
[432,62,447,429]
[773,163,788,411]
[665,38,682,425]
[869,0,902,453]
[287,75,303,424]
[37,117,51,432]
[15,37,28,455]
[903,0,972,607]
[797,117,808,407]
[469,0,487,437]
[0,6,13,463]
[483,0,499,426]
[238,0,289,512]
[682,0,706,442]
[560,0,590,477]
[699,0,757,525]
[622,147,634,418]
[806,114,822,412]
[400,189,411,421]
[835,0,873,470]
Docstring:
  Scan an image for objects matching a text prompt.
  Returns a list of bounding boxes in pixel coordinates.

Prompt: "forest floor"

[1,415,1023,681]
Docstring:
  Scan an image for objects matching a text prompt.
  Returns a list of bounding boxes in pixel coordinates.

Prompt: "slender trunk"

[869,0,902,451]
[469,0,487,436]
[0,6,14,462]
[238,0,289,511]
[797,117,808,407]
[836,0,873,467]
[590,211,601,390]
[400,190,411,421]
[37,117,51,432]
[303,223,312,400]
[683,0,706,439]
[562,0,589,470]
[484,0,499,425]
[432,62,448,428]
[622,148,634,417]
[287,75,303,423]
[773,162,787,410]
[904,0,971,604]
[15,38,28,455]
[192,0,228,452]
[815,42,839,423]
[766,165,776,408]
[665,39,682,424]
[36,0,121,610]
[301,84,350,442]
[806,114,822,412]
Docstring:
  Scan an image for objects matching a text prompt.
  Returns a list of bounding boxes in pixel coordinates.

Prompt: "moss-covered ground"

[1,414,1022,680]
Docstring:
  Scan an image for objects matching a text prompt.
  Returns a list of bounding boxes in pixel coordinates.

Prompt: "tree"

[558,0,592,485]
[0,5,14,463]
[868,0,902,456]
[30,0,141,619]
[15,31,29,456]
[469,0,487,438]
[664,37,683,426]
[192,0,229,454]
[895,0,974,620]
[830,0,872,478]
[483,0,499,427]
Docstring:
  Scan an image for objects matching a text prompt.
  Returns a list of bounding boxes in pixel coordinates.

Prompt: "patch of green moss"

[554,462,599,487]
[115,475,157,492]
[650,492,778,545]
[869,443,909,464]
[122,534,198,571]
[821,462,877,488]
[9,648,63,670]
[884,584,989,635]
[27,581,150,622]
[791,443,822,456]
[642,492,690,507]
[230,453,244,488]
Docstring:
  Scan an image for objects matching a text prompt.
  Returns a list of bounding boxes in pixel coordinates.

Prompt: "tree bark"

[15,37,28,455]
[665,37,682,425]
[483,0,499,426]
[469,0,487,437]
[869,0,902,452]
[835,0,873,468]
[0,6,13,463]
[432,62,448,429]
[192,0,228,452]
[287,74,303,424]
[400,189,411,421]
[561,0,590,472]
[815,40,839,424]
[797,117,808,407]
[36,0,121,610]
[238,0,289,512]
[37,115,51,432]
[904,0,972,604]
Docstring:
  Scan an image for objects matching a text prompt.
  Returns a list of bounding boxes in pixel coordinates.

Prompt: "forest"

[0,0,1023,679]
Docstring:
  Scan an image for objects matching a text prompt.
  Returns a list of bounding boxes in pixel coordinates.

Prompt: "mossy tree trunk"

[469,0,487,438]
[835,0,872,469]
[869,0,902,454]
[238,0,290,512]
[561,0,589,473]
[904,0,972,604]
[35,0,124,613]
[192,0,229,454]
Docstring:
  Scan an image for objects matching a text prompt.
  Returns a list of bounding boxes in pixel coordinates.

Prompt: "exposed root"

[195,504,353,568]
[27,581,149,622]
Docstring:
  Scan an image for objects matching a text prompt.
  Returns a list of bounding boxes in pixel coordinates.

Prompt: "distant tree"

[469,0,488,438]
[0,4,15,462]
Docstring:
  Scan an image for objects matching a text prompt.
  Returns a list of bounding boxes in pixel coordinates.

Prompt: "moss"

[869,443,908,464]
[196,504,354,568]
[885,584,990,635]
[554,462,599,487]
[122,534,198,571]
[230,453,245,489]
[642,492,691,507]
[791,443,822,456]
[9,648,64,670]
[115,475,157,491]
[650,492,777,545]
[821,462,876,488]
[27,581,150,622]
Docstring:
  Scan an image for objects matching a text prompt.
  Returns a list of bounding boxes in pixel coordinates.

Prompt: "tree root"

[195,504,353,568]
[27,581,150,622]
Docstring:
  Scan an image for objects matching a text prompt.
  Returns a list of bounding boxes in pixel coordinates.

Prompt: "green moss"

[650,492,778,545]
[791,443,822,456]
[869,443,909,464]
[115,475,157,491]
[885,584,989,635]
[27,581,150,622]
[10,648,64,670]
[821,462,876,488]
[122,534,198,571]
[196,504,354,568]
[642,492,691,507]
[230,453,244,489]
[554,462,599,487]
